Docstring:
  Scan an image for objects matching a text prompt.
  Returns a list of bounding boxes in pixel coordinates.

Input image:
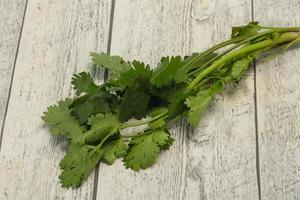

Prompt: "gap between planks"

[92,0,116,199]
[251,0,262,199]
[0,0,29,152]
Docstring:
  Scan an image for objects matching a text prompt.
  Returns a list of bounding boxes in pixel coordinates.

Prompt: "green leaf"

[88,113,121,132]
[71,88,113,124]
[119,85,151,122]
[59,144,103,188]
[123,129,173,170]
[116,61,152,121]
[232,22,261,38]
[152,129,174,150]
[230,56,254,81]
[90,52,130,74]
[110,60,152,87]
[71,72,98,96]
[41,99,85,139]
[150,83,186,103]
[167,88,190,119]
[108,61,152,122]
[74,113,121,145]
[123,133,159,171]
[101,138,128,165]
[185,82,223,126]
[151,56,187,87]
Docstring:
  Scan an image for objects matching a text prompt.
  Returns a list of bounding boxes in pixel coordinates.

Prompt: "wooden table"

[1,0,300,199]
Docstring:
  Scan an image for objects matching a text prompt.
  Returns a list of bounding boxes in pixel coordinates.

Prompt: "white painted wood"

[0,0,26,137]
[0,0,111,199]
[96,0,258,199]
[254,0,300,199]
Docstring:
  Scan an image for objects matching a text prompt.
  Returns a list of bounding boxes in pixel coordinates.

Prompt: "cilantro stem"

[261,26,300,32]
[189,27,300,75]
[121,130,153,138]
[187,30,274,76]
[121,111,168,129]
[182,33,258,70]
[187,32,300,90]
[96,133,111,148]
[121,118,153,129]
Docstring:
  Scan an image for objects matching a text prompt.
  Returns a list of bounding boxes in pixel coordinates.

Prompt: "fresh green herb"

[42,22,300,188]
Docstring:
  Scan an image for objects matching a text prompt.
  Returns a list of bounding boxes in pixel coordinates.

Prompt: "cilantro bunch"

[42,22,300,188]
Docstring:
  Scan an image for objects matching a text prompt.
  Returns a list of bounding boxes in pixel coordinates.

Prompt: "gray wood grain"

[254,0,300,199]
[96,0,258,199]
[0,0,111,199]
[0,0,27,141]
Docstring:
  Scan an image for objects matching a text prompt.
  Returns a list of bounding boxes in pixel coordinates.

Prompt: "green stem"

[121,130,153,138]
[96,133,111,148]
[182,33,258,70]
[188,28,300,77]
[188,30,275,76]
[121,111,168,129]
[261,26,300,32]
[121,118,153,129]
[187,32,300,90]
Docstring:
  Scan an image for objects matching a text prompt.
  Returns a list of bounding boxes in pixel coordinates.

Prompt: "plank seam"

[92,0,116,199]
[251,0,262,199]
[103,0,115,82]
[253,54,262,200]
[0,0,29,152]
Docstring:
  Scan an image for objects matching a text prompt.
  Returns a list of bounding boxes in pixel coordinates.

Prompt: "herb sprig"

[42,22,300,188]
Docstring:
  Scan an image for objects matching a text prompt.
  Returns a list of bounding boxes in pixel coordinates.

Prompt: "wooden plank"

[96,0,258,199]
[0,0,111,199]
[254,0,300,199]
[0,0,27,141]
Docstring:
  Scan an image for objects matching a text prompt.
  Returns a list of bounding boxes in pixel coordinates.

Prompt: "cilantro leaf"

[167,88,190,119]
[59,144,103,188]
[101,138,128,165]
[123,134,159,170]
[71,88,113,124]
[41,99,85,139]
[230,56,254,81]
[110,60,152,87]
[152,129,174,150]
[232,22,261,38]
[123,129,173,170]
[107,61,153,121]
[151,56,187,87]
[90,52,130,75]
[71,72,98,96]
[185,93,212,127]
[88,113,120,132]
[185,82,223,126]
[119,85,151,122]
[74,113,121,145]
[150,83,186,104]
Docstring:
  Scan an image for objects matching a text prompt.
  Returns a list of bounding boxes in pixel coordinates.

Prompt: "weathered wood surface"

[2,0,300,199]
[254,0,300,199]
[96,0,258,199]
[0,0,27,143]
[0,0,111,199]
